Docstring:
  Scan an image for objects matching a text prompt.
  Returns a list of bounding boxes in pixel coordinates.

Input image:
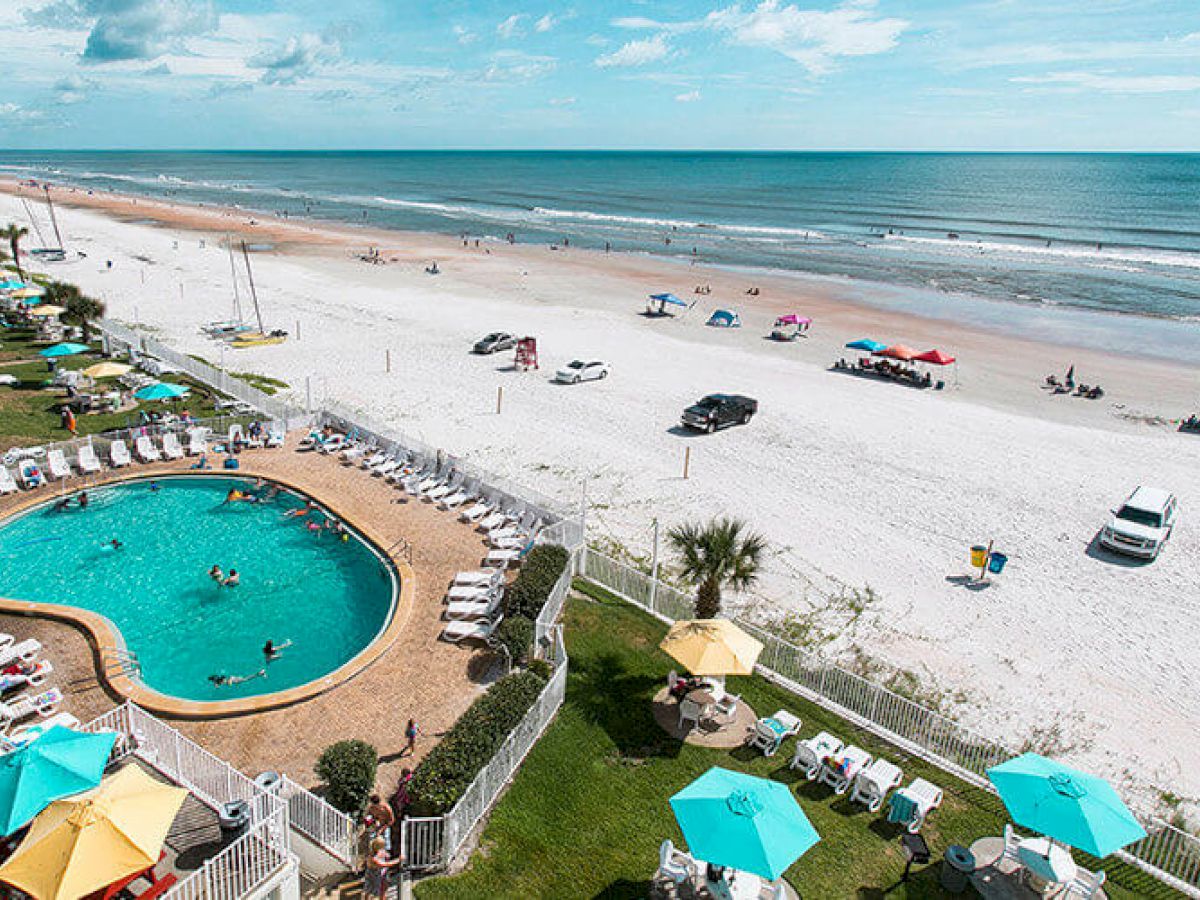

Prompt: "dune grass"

[414,587,1178,899]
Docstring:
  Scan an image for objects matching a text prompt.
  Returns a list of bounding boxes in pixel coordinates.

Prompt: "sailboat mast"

[20,196,48,249]
[241,241,266,335]
[226,235,243,323]
[43,185,64,251]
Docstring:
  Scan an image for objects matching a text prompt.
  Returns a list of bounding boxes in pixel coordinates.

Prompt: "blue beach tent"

[707,308,741,328]
[647,293,689,316]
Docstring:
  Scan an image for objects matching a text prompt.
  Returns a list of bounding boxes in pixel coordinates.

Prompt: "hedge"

[495,614,535,665]
[314,739,378,816]
[409,670,548,816]
[504,544,570,620]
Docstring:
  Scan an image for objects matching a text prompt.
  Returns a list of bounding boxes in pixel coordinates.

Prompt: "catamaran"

[228,241,287,348]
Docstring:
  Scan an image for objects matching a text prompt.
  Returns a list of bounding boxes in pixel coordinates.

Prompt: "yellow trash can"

[970,545,988,568]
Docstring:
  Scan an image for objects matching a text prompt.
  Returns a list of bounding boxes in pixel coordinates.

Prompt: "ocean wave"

[880,232,1200,272]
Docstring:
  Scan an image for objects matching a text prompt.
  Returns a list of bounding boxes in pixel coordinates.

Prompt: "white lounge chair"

[656,839,696,892]
[446,594,503,621]
[425,473,463,502]
[0,634,13,651]
[0,639,41,670]
[46,448,71,480]
[360,449,390,470]
[17,460,46,489]
[0,467,16,495]
[0,687,63,723]
[371,455,405,478]
[851,758,904,812]
[77,444,101,474]
[454,569,504,588]
[790,731,844,780]
[318,433,346,454]
[186,429,208,456]
[887,778,943,833]
[818,745,872,795]
[485,547,526,568]
[461,500,495,523]
[134,435,161,463]
[160,432,184,459]
[265,423,285,448]
[2,713,81,751]
[1069,868,1107,899]
[446,583,501,602]
[401,463,435,493]
[442,614,503,644]
[110,439,132,468]
[478,509,514,531]
[440,488,476,510]
[0,659,53,693]
[746,710,802,756]
[341,442,373,465]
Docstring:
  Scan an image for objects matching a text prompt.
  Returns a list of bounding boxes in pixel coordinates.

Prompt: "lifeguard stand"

[515,336,539,371]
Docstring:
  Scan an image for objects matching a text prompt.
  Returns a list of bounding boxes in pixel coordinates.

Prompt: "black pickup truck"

[680,394,758,433]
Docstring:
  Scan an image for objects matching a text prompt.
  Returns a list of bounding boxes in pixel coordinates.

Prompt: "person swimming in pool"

[209,669,266,686]
[78,491,89,509]
[209,565,224,582]
[263,639,292,661]
[149,481,161,492]
[223,488,244,505]
[108,538,123,551]
[285,500,317,519]
[223,569,240,587]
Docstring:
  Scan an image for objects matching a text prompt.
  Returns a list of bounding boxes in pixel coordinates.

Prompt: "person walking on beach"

[404,718,419,756]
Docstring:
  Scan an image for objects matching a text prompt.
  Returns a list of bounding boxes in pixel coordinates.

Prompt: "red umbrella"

[914,349,956,365]
[873,344,920,361]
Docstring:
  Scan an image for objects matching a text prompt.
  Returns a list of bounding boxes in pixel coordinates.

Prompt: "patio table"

[685,689,716,707]
[1018,838,1076,896]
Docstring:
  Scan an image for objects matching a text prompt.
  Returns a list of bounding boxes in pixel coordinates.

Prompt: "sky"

[0,0,1197,150]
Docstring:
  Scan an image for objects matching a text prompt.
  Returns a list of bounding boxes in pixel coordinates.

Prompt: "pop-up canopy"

[774,314,812,327]
[873,344,919,361]
[649,293,688,308]
[845,338,886,352]
[914,348,956,365]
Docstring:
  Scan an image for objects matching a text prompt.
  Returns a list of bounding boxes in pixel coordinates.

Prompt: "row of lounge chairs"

[747,710,943,833]
[441,569,507,643]
[0,634,69,749]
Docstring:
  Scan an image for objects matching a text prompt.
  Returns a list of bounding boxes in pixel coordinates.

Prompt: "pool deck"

[0,434,506,791]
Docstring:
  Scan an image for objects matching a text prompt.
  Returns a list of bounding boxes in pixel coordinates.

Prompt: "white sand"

[7,190,1199,810]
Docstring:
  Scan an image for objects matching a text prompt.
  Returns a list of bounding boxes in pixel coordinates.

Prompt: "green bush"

[504,544,570,619]
[527,658,552,682]
[409,671,547,816]
[496,615,536,666]
[314,739,378,816]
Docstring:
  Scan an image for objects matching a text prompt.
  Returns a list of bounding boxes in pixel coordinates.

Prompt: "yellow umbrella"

[0,765,186,900]
[660,618,764,676]
[10,287,44,299]
[29,305,66,318]
[82,362,132,378]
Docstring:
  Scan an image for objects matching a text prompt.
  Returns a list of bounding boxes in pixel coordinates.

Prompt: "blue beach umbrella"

[38,342,91,358]
[670,767,819,880]
[135,382,190,401]
[0,279,26,291]
[0,725,116,836]
[845,338,886,352]
[987,753,1146,858]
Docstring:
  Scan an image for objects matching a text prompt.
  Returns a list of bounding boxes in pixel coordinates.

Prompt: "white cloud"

[497,14,525,39]
[484,50,556,82]
[705,0,908,74]
[549,96,575,106]
[453,25,477,45]
[0,102,47,123]
[248,33,339,85]
[951,36,1200,70]
[595,35,670,68]
[54,72,91,103]
[1012,71,1200,93]
[676,90,702,102]
[535,14,555,33]
[26,0,220,63]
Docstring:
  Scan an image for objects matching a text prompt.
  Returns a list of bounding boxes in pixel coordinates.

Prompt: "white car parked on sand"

[1099,486,1178,560]
[554,359,610,384]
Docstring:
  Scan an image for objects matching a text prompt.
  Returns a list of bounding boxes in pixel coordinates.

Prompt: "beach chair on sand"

[445,593,503,621]
[461,500,495,523]
[0,659,53,693]
[486,546,529,568]
[425,472,463,502]
[135,435,161,463]
[265,423,285,448]
[46,448,71,480]
[0,467,16,495]
[790,731,844,781]
[2,713,81,752]
[851,758,904,812]
[0,640,41,670]
[887,779,943,833]
[454,569,504,588]
[360,449,390,470]
[17,460,45,489]
[446,582,501,603]
[746,710,802,757]
[186,429,208,456]
[0,687,63,723]
[819,745,872,795]
[371,454,405,478]
[77,444,102,474]
[110,440,132,468]
[161,433,185,460]
[442,615,503,644]
[440,487,476,510]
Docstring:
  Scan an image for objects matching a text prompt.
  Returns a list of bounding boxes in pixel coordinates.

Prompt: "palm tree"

[667,517,767,619]
[63,290,106,342]
[1,224,29,282]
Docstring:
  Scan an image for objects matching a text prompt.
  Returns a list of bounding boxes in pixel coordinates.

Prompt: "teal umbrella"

[670,767,819,880]
[38,342,90,358]
[135,382,190,401]
[987,753,1146,857]
[0,725,116,836]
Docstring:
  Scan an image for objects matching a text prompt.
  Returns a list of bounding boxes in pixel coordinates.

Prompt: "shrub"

[527,658,552,682]
[504,544,570,620]
[495,614,535,666]
[314,739,378,816]
[409,671,547,816]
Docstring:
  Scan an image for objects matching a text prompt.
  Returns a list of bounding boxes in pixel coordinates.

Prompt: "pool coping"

[0,465,416,719]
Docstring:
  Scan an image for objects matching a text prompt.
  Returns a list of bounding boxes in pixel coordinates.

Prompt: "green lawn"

[0,325,225,450]
[415,587,1176,899]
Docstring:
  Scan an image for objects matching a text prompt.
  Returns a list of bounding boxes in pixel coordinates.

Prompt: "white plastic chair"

[851,758,904,812]
[887,778,943,833]
[791,731,844,781]
[818,745,872,795]
[0,467,16,495]
[657,839,695,890]
[678,698,702,731]
[1069,868,1106,898]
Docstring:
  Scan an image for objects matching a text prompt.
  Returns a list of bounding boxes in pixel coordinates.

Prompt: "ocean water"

[0,476,395,702]
[3,150,1199,328]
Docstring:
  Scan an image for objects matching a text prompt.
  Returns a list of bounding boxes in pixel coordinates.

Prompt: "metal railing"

[169,809,295,900]
[403,627,569,871]
[576,547,1200,899]
[278,775,357,865]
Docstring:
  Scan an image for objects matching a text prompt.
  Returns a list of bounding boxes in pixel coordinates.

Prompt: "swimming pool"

[0,475,397,704]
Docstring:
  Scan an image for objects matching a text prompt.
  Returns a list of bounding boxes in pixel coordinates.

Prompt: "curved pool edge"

[0,469,417,719]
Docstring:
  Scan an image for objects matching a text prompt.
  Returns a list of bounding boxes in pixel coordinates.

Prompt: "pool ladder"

[101,648,142,679]
[386,536,413,565]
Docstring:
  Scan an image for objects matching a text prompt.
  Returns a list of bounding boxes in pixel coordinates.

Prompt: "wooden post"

[683,446,691,479]
[496,385,503,415]
[295,319,301,341]
[386,349,391,373]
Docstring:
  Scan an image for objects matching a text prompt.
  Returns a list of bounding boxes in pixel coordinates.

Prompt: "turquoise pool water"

[0,476,397,703]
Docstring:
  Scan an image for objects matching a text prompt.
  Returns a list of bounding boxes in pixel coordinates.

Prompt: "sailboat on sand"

[228,241,288,348]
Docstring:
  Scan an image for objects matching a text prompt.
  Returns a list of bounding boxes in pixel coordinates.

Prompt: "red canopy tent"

[914,349,956,365]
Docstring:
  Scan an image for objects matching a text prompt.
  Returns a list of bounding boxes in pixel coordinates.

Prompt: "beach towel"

[887,791,918,825]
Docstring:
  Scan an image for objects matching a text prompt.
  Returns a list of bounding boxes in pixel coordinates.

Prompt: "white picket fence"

[278,775,357,865]
[534,562,576,654]
[577,547,1200,898]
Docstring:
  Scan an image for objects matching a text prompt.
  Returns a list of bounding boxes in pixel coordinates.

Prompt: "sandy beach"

[4,180,1199,809]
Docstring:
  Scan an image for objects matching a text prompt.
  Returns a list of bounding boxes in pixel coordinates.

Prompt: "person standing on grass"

[404,719,419,756]
[363,837,401,900]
